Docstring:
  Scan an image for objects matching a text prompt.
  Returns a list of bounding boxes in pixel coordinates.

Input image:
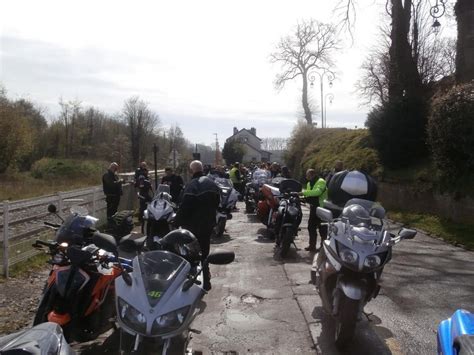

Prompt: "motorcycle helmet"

[157,229,202,263]
[56,214,98,245]
[341,204,371,227]
[328,170,377,208]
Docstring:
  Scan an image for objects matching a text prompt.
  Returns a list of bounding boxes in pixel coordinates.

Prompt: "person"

[137,170,153,233]
[280,166,292,178]
[161,167,184,203]
[325,160,344,184]
[174,160,220,291]
[102,162,123,220]
[229,162,244,197]
[302,168,328,252]
[270,162,280,178]
[134,161,148,187]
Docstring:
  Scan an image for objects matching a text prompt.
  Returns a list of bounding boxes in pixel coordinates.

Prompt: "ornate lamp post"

[308,68,335,128]
[324,93,334,128]
[430,0,447,32]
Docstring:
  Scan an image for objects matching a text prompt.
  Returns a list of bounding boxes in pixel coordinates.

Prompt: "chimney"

[233,127,238,135]
[250,127,256,136]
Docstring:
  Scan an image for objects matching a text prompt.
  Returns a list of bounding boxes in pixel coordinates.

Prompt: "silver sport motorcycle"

[311,198,416,348]
[92,229,235,354]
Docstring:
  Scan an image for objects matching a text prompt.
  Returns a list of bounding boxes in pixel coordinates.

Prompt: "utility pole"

[153,143,158,189]
[213,133,219,166]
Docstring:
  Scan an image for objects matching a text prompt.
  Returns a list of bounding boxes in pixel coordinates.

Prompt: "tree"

[222,139,245,166]
[270,19,339,125]
[455,0,474,82]
[122,97,160,168]
[261,137,288,151]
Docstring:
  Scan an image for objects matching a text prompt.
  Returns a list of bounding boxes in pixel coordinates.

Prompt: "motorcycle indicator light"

[118,297,146,334]
[364,255,382,268]
[151,306,190,335]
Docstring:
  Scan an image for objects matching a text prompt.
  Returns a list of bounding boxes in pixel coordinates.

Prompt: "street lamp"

[430,0,447,33]
[324,93,334,128]
[308,68,335,129]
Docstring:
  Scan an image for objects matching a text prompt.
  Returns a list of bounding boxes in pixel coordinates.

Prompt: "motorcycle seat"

[119,233,146,253]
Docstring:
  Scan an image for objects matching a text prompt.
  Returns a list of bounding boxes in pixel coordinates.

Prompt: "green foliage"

[388,210,474,250]
[427,82,474,180]
[366,96,429,168]
[285,123,382,179]
[222,139,245,166]
[31,158,104,179]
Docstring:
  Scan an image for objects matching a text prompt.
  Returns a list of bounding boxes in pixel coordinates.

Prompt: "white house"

[226,127,272,163]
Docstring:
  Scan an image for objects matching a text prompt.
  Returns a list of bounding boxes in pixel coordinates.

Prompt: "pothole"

[240,293,265,304]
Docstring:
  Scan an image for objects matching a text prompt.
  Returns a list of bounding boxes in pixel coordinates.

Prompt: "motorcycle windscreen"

[138,251,187,307]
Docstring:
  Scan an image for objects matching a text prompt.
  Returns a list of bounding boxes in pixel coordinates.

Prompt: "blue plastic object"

[438,309,474,355]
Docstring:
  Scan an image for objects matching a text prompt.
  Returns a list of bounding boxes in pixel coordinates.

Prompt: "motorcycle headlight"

[363,255,382,269]
[337,242,358,265]
[118,298,146,334]
[151,306,190,335]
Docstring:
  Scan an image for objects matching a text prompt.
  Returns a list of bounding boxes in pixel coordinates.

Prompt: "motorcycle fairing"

[438,309,474,355]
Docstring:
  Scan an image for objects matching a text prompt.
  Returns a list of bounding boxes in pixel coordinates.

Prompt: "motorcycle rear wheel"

[334,295,359,349]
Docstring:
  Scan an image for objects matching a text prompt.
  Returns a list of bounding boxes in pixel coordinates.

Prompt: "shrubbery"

[427,81,474,180]
[366,96,429,168]
[31,158,104,179]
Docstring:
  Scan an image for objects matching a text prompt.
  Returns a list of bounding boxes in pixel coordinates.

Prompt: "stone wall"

[378,182,474,224]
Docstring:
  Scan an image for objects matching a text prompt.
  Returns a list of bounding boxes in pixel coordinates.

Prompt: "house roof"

[230,128,262,141]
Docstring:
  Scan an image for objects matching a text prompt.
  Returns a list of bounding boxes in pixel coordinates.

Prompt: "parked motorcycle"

[311,198,416,348]
[33,208,131,342]
[0,322,75,354]
[93,229,235,354]
[274,179,303,257]
[438,309,474,355]
[256,177,289,237]
[209,175,239,238]
[144,186,176,249]
[244,169,271,213]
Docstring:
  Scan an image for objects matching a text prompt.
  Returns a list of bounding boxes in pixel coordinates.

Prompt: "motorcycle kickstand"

[363,311,373,321]
[292,241,298,250]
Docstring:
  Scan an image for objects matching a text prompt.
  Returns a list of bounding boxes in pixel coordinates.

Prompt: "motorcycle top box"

[278,178,302,193]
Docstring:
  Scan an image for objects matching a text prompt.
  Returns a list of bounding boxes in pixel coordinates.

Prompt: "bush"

[31,158,104,179]
[427,82,474,179]
[366,95,429,168]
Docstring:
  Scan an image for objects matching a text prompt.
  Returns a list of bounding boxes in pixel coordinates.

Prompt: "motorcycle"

[209,175,239,238]
[274,179,303,257]
[256,177,287,237]
[92,229,235,354]
[0,322,75,354]
[33,206,132,342]
[311,198,416,348]
[144,185,176,249]
[437,309,474,355]
[244,169,271,213]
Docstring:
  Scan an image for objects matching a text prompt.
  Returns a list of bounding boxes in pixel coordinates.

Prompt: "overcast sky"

[0,0,444,146]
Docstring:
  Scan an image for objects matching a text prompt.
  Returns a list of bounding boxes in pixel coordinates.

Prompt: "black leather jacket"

[175,172,220,239]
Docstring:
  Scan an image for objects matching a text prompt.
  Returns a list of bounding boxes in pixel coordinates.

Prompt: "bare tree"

[122,96,160,168]
[261,137,288,151]
[270,19,339,125]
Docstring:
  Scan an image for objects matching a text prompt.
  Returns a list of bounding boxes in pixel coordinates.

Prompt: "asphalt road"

[187,202,474,355]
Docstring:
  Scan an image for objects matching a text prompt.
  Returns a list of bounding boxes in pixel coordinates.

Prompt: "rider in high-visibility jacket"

[302,169,328,252]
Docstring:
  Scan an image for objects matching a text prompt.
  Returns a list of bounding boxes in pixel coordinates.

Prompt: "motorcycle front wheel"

[279,227,293,257]
[334,294,359,349]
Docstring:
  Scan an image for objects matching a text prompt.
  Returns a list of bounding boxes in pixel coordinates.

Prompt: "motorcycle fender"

[336,278,366,301]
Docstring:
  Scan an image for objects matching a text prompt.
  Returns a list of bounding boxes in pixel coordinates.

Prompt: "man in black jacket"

[174,160,220,291]
[161,167,184,203]
[102,162,123,220]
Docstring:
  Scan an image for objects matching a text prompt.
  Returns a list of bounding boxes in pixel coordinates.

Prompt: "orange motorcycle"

[33,206,132,342]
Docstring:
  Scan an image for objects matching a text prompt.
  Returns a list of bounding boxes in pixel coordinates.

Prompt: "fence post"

[57,192,64,215]
[92,188,97,216]
[3,200,10,278]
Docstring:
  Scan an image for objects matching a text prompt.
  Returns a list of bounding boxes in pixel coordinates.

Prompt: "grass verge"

[388,210,474,250]
[0,253,49,282]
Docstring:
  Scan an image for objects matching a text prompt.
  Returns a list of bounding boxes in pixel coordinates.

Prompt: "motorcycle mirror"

[399,228,417,240]
[92,232,118,254]
[206,250,235,265]
[47,204,57,213]
[316,207,333,222]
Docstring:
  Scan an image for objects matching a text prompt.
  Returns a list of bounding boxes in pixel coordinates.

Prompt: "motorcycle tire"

[279,227,293,257]
[245,202,255,214]
[334,294,359,349]
[33,284,55,326]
